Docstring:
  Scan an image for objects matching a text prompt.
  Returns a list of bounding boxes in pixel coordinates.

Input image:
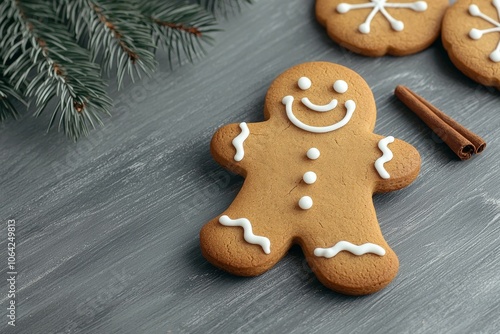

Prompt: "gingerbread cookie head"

[442,0,500,89]
[264,62,377,133]
[201,62,421,295]
[316,0,449,56]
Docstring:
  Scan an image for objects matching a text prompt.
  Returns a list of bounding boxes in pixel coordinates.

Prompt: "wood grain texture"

[1,0,499,333]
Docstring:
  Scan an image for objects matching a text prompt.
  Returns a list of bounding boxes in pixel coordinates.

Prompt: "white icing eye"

[298,77,312,90]
[413,1,427,12]
[337,3,350,13]
[469,28,482,40]
[490,50,500,63]
[333,80,348,94]
[469,5,480,16]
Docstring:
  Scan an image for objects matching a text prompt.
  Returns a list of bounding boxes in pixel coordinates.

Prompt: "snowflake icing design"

[468,0,500,62]
[336,0,428,34]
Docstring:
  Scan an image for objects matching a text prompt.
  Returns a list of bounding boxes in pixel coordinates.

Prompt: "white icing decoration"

[299,196,313,210]
[307,148,320,160]
[298,77,312,90]
[232,122,250,162]
[468,1,500,63]
[219,215,271,254]
[303,171,317,184]
[375,136,395,179]
[301,97,338,112]
[334,80,348,94]
[314,241,386,258]
[282,96,356,133]
[337,0,428,34]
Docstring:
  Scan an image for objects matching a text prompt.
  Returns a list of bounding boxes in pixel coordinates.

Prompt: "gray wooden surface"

[1,0,500,333]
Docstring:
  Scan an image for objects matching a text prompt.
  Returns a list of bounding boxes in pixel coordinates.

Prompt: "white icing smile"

[285,77,355,133]
[301,97,338,112]
[282,96,356,133]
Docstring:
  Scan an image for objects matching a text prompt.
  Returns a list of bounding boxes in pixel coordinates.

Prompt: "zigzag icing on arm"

[375,136,395,179]
[219,215,271,254]
[231,122,250,162]
[314,241,386,258]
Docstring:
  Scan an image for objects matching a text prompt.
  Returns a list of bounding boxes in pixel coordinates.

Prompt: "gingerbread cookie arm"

[210,122,258,175]
[373,136,421,193]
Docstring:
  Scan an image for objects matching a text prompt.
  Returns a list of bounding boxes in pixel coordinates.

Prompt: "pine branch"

[0,15,25,122]
[1,0,112,141]
[197,0,253,16]
[58,0,157,89]
[0,70,24,122]
[139,1,218,65]
[0,0,252,139]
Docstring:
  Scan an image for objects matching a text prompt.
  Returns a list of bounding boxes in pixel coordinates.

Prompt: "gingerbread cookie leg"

[200,196,293,276]
[297,198,399,295]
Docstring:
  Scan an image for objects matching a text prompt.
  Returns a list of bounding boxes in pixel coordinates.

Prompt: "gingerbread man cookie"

[443,0,500,89]
[316,0,449,56]
[200,62,421,295]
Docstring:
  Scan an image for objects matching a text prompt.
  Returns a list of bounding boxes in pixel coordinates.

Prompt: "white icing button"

[303,171,317,185]
[299,196,313,210]
[298,77,312,90]
[306,148,320,160]
[333,80,348,94]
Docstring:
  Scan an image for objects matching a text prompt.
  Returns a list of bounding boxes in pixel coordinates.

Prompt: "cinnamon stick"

[395,86,486,160]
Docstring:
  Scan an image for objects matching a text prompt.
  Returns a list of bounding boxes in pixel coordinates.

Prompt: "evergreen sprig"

[1,0,112,140]
[0,64,23,122]
[140,2,217,64]
[198,0,253,16]
[58,0,157,88]
[0,0,251,140]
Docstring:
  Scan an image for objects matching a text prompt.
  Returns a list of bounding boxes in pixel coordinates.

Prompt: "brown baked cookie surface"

[442,0,500,89]
[316,0,449,56]
[200,62,421,295]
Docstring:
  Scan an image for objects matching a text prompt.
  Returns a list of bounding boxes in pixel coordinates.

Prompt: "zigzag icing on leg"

[219,215,271,254]
[314,241,386,258]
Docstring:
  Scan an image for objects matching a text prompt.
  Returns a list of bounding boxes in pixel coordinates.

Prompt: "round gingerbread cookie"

[316,0,449,56]
[442,0,500,89]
